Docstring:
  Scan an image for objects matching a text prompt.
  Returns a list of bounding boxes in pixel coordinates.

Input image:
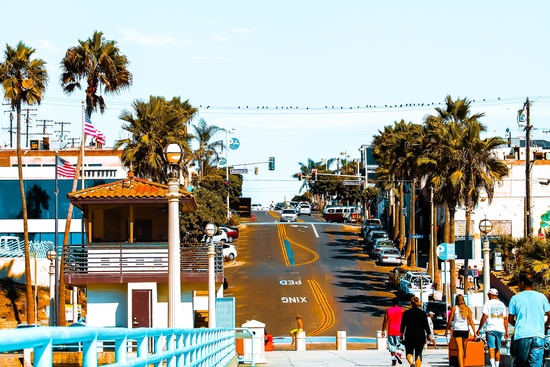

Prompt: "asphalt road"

[223,210,402,339]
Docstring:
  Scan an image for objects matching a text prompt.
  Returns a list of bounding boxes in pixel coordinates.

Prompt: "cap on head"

[488,288,498,296]
[428,311,435,315]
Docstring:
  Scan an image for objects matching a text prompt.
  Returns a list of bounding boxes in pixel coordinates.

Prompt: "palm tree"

[115,96,195,183]
[58,31,132,325]
[190,118,223,180]
[0,42,49,324]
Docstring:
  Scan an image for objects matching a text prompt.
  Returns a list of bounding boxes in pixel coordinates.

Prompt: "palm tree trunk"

[408,180,416,267]
[57,138,85,325]
[463,208,473,295]
[16,104,35,324]
[430,190,440,290]
[399,183,406,253]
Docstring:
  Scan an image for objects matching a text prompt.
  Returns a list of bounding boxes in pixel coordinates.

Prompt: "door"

[132,289,152,328]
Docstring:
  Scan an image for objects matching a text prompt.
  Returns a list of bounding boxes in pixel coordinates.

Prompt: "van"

[324,207,359,223]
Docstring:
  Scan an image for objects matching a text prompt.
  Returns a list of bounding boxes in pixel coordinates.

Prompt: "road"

[223,210,400,338]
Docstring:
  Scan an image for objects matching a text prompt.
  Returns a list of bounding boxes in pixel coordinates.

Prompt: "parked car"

[251,203,263,210]
[280,209,298,222]
[398,271,433,299]
[274,202,285,210]
[220,226,239,242]
[424,301,447,329]
[201,231,228,244]
[322,204,337,215]
[298,203,312,216]
[376,247,402,266]
[387,266,424,289]
[222,244,237,261]
[371,239,395,258]
[362,225,384,241]
[365,230,389,248]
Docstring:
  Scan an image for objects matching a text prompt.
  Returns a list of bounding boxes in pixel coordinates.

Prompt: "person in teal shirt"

[508,272,550,367]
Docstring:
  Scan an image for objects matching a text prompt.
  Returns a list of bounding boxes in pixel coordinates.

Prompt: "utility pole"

[54,121,71,143]
[24,108,38,148]
[524,98,532,237]
[36,119,53,135]
[2,109,15,148]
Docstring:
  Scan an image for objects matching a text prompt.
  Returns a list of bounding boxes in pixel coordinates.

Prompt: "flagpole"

[77,102,85,324]
[54,151,59,326]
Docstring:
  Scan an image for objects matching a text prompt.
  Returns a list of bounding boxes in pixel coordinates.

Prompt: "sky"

[1,1,550,205]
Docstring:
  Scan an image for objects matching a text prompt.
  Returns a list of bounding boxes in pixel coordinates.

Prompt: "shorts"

[404,340,425,361]
[453,330,470,339]
[485,331,503,350]
[387,336,402,353]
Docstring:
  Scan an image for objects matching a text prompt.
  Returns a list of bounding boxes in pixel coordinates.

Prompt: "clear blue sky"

[2,1,550,204]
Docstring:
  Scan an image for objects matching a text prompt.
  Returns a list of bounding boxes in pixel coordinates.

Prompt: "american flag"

[84,111,106,145]
[57,157,77,178]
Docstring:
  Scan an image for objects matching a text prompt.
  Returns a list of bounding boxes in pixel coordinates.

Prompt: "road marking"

[279,279,302,285]
[307,279,335,336]
[277,224,319,267]
[281,297,307,303]
[311,224,319,238]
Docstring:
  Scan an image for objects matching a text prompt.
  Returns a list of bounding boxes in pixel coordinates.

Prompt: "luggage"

[464,338,486,367]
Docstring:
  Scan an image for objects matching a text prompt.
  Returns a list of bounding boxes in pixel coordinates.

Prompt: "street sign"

[343,180,360,185]
[410,234,423,239]
[437,242,456,261]
[229,138,240,150]
[230,168,248,174]
[219,157,227,166]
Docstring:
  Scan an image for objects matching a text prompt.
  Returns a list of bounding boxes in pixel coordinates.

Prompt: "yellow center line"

[277,224,291,266]
[307,279,335,336]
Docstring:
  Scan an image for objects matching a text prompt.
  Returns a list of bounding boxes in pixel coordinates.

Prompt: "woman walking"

[445,294,477,367]
[400,296,431,367]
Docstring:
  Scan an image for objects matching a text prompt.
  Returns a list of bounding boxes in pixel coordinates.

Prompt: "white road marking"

[311,224,319,238]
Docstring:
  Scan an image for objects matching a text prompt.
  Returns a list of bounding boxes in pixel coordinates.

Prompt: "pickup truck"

[398,271,433,300]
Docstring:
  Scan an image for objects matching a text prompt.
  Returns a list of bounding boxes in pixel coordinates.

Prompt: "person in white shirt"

[476,288,509,367]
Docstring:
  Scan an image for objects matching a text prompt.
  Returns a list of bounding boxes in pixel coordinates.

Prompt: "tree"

[0,41,49,324]
[58,31,132,325]
[190,118,223,180]
[115,96,195,183]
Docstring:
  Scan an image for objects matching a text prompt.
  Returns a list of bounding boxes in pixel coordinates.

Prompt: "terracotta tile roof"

[67,174,197,212]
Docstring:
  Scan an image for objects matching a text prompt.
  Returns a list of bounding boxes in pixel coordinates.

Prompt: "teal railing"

[0,326,252,367]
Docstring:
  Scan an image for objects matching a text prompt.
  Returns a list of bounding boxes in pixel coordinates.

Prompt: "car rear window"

[282,209,295,214]
[383,249,400,255]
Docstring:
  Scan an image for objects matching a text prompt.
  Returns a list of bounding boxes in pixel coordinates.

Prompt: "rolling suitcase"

[464,337,486,367]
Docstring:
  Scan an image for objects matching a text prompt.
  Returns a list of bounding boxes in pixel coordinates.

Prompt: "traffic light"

[312,169,317,181]
[298,173,302,181]
[255,167,258,175]
[268,157,275,171]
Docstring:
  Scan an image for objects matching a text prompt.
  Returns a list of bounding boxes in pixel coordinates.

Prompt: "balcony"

[64,242,224,286]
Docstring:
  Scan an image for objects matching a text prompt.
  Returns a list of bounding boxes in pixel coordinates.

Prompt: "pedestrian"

[290,314,304,346]
[473,265,480,291]
[400,296,431,367]
[444,294,476,367]
[476,288,508,367]
[467,266,474,291]
[426,312,439,349]
[508,271,550,367]
[458,265,465,289]
[382,297,404,366]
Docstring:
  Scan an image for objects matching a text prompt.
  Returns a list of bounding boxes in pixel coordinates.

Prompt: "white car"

[280,209,298,222]
[298,203,312,216]
[251,204,263,210]
[398,271,433,299]
[222,244,237,261]
[201,231,228,244]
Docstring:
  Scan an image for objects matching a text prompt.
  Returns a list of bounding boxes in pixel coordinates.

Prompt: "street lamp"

[479,218,493,303]
[223,128,235,221]
[164,143,183,328]
[205,223,217,328]
[46,249,57,326]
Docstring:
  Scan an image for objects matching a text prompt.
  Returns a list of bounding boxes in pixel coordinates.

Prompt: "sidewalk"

[264,348,449,367]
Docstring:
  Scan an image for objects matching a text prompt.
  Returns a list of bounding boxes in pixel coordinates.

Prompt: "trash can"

[494,252,503,271]
[242,319,266,364]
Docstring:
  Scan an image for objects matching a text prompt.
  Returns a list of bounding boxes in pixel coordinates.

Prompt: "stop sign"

[539,232,545,240]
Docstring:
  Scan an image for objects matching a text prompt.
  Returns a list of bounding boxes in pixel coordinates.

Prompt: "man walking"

[382,297,404,366]
[508,272,550,367]
[476,288,508,367]
[426,312,439,349]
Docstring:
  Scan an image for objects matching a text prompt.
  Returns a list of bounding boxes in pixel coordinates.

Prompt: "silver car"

[298,203,311,216]
[280,209,297,222]
[377,247,402,266]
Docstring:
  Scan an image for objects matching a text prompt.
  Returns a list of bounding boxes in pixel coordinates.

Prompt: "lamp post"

[223,128,235,221]
[46,249,57,326]
[479,218,493,303]
[205,223,217,328]
[164,143,183,328]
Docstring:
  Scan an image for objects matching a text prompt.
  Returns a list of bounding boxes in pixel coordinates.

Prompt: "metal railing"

[64,242,224,276]
[0,326,244,367]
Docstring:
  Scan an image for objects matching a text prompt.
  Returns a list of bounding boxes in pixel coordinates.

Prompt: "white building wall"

[87,284,128,327]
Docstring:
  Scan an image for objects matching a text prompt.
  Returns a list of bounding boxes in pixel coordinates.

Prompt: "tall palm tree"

[115,96,195,183]
[190,118,223,180]
[58,31,132,325]
[0,42,48,324]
